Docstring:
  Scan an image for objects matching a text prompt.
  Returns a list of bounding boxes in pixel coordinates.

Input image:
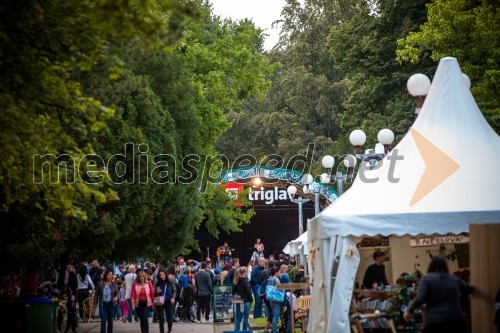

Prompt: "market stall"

[307,57,500,333]
[283,231,309,276]
[283,231,308,257]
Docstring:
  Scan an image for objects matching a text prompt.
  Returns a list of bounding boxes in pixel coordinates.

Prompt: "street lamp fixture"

[462,73,471,89]
[287,185,309,236]
[348,128,395,170]
[407,73,431,115]
[320,154,357,196]
[301,174,322,215]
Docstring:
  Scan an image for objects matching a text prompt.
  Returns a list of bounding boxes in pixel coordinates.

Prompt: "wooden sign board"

[277,283,308,290]
[409,235,469,247]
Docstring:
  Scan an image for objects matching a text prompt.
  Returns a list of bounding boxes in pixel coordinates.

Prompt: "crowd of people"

[0,246,306,333]
[1,244,480,333]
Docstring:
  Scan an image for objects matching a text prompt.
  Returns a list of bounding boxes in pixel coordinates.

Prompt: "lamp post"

[348,128,395,170]
[319,154,357,196]
[407,72,470,116]
[287,185,310,236]
[407,73,431,116]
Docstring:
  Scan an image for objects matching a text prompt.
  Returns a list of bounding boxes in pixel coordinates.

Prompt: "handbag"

[153,295,165,306]
[265,278,285,303]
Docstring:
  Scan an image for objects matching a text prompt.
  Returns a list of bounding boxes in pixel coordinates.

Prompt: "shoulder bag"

[265,277,285,303]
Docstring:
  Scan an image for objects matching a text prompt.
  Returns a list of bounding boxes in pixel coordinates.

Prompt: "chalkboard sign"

[213,285,233,321]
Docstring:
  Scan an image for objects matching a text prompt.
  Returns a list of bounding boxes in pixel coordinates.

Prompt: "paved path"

[77,319,218,333]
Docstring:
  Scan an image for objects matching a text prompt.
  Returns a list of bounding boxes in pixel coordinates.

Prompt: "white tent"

[283,231,308,256]
[307,57,500,333]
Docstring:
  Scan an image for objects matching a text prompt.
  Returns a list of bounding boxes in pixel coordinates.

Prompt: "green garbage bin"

[25,297,57,333]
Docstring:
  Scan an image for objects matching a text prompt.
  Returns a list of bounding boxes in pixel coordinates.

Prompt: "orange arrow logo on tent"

[410,128,460,206]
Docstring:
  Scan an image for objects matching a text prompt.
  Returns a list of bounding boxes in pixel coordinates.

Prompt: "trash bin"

[0,300,22,331]
[24,297,57,333]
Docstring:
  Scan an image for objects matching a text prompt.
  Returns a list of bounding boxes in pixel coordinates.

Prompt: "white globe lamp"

[287,185,297,198]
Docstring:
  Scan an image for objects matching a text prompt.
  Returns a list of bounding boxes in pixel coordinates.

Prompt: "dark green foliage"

[0,0,271,272]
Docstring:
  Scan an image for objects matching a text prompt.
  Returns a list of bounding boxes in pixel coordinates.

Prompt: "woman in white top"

[77,265,95,320]
[247,260,254,280]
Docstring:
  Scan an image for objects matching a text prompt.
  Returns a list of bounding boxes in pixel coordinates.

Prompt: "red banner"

[222,182,244,206]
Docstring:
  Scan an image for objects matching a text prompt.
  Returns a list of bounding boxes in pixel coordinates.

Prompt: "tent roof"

[283,231,308,255]
[313,57,500,238]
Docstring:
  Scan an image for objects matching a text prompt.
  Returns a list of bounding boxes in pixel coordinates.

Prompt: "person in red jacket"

[131,271,155,333]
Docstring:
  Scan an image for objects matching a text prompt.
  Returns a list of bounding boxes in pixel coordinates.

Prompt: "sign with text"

[212,285,233,321]
[277,282,308,291]
[409,235,469,247]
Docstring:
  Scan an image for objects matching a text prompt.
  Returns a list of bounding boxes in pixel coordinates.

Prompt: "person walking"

[89,260,101,290]
[404,256,470,333]
[131,271,156,333]
[65,264,78,327]
[124,265,138,323]
[194,262,213,323]
[77,265,94,322]
[93,270,118,333]
[179,267,195,322]
[267,267,282,333]
[250,257,265,318]
[119,283,128,323]
[155,269,176,333]
[232,267,253,331]
[167,265,180,323]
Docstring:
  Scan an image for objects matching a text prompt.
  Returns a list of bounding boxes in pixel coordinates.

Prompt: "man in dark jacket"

[250,257,265,318]
[223,258,240,285]
[194,262,212,323]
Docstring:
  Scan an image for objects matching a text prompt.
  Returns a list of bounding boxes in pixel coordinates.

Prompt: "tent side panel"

[470,224,500,333]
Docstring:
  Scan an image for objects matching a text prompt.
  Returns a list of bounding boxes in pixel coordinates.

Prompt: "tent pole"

[470,224,500,333]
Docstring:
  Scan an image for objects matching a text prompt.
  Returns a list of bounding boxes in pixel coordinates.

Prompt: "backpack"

[174,281,181,301]
[213,275,221,286]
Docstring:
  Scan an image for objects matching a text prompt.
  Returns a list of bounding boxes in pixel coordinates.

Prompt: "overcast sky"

[210,0,287,50]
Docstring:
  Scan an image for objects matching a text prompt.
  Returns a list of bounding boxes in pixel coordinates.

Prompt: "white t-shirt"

[124,272,136,300]
[77,274,95,290]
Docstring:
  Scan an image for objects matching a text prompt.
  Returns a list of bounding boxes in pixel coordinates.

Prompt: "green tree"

[0,0,272,271]
[397,0,499,132]
[328,0,433,145]
[0,0,186,270]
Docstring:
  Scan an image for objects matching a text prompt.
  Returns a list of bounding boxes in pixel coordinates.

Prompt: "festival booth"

[283,231,309,276]
[283,231,308,257]
[307,57,500,333]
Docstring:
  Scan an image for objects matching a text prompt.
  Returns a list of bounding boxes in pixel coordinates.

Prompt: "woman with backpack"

[179,267,195,322]
[154,269,176,333]
[232,267,253,332]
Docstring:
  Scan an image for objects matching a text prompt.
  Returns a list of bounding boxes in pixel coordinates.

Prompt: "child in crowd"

[114,279,123,321]
[119,282,128,323]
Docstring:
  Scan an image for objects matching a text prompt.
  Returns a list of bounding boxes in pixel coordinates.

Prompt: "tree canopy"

[0,0,271,271]
[397,0,499,132]
[1,0,498,272]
